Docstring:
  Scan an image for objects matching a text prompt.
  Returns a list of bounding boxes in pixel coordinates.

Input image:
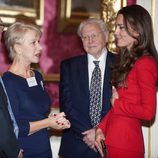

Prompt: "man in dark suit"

[59,18,116,158]
[0,18,22,158]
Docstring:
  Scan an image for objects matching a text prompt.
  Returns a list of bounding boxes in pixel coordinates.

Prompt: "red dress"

[98,56,157,158]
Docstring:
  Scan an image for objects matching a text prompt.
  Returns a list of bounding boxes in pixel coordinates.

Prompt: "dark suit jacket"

[0,83,20,158]
[59,52,116,158]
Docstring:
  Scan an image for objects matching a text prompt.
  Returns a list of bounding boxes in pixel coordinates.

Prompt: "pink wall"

[40,0,84,74]
[0,37,10,73]
[39,0,85,107]
[127,0,137,6]
[0,0,84,74]
[40,0,136,73]
[0,0,137,74]
[0,0,84,107]
[0,0,136,107]
[40,0,85,107]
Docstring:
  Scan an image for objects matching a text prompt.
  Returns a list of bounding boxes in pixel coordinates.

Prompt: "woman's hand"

[29,112,70,135]
[48,112,71,130]
[111,86,119,106]
[95,128,105,158]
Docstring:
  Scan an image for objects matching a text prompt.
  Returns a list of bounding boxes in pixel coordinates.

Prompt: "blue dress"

[2,70,52,158]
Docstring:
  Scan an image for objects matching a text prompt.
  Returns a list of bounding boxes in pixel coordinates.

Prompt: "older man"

[0,18,22,158]
[59,18,116,158]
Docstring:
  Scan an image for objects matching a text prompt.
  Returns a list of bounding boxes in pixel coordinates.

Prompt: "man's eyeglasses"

[81,32,103,41]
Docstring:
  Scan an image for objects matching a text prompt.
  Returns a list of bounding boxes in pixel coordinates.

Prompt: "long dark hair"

[111,4,158,87]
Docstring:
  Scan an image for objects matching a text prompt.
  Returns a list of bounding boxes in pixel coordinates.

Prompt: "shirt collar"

[88,48,107,65]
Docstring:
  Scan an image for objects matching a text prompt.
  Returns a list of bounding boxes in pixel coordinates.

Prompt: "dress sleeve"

[98,108,113,133]
[113,57,157,121]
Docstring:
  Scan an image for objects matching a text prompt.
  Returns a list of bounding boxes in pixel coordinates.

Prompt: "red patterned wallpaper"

[127,0,137,6]
[0,0,84,74]
[0,0,84,107]
[40,0,84,74]
[40,0,84,107]
[0,0,136,74]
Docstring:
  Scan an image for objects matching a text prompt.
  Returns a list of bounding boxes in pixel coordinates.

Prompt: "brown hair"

[111,4,158,87]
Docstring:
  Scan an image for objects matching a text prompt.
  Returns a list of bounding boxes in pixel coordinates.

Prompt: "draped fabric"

[127,0,137,6]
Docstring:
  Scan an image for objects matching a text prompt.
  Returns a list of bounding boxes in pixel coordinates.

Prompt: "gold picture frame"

[0,0,44,26]
[58,0,101,33]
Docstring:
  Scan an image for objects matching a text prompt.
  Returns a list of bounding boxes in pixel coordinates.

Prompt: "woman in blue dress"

[2,22,70,158]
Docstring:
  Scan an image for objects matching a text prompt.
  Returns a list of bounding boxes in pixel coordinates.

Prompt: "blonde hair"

[4,22,41,60]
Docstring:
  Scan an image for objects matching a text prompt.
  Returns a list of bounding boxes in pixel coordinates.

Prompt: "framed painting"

[0,0,44,25]
[58,0,101,33]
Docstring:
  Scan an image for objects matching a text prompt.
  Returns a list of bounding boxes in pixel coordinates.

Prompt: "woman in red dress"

[95,4,158,158]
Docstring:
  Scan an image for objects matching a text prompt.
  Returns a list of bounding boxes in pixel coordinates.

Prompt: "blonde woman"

[2,22,70,158]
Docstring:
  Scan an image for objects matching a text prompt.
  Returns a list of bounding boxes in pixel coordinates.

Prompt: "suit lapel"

[102,52,113,111]
[78,53,112,107]
[78,55,90,98]
[103,52,111,85]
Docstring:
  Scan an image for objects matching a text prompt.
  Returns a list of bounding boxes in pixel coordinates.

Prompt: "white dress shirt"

[88,48,108,103]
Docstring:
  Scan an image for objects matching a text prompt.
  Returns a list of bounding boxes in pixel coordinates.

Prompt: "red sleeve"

[98,108,113,133]
[113,57,157,121]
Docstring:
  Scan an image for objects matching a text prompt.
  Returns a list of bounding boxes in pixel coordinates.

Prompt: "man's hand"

[82,128,96,151]
[17,150,23,158]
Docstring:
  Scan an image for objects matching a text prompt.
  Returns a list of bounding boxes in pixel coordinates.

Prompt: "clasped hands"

[82,86,119,157]
[94,128,105,158]
[82,128,106,157]
[94,86,119,157]
[48,112,71,130]
[82,128,105,157]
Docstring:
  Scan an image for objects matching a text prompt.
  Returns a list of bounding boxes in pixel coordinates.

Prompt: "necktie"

[89,61,102,127]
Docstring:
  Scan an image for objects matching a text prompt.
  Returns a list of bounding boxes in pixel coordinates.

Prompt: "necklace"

[28,69,35,77]
[9,68,35,78]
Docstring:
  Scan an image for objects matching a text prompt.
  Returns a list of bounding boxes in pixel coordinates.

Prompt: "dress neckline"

[6,70,35,80]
